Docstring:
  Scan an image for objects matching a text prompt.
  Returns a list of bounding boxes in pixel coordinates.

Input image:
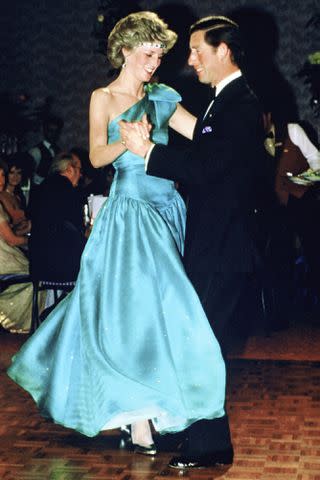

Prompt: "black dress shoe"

[168,449,234,469]
[119,426,132,450]
[134,443,157,456]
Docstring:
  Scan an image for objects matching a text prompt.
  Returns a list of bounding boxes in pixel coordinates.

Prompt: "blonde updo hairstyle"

[107,11,177,69]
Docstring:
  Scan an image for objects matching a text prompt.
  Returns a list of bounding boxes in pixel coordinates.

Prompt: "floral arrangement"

[308,51,320,65]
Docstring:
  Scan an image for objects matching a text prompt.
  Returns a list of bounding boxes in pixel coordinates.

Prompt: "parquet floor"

[1,331,320,480]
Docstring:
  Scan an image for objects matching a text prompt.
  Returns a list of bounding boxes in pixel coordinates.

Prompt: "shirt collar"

[43,139,52,149]
[215,70,242,97]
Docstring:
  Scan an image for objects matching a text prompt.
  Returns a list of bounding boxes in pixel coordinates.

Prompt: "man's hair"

[190,15,244,67]
[49,152,75,175]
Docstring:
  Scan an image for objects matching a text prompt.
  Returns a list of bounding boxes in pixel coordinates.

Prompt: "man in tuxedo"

[120,15,269,469]
[29,152,86,283]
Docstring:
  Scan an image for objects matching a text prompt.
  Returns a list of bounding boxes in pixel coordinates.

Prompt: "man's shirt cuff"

[144,143,156,171]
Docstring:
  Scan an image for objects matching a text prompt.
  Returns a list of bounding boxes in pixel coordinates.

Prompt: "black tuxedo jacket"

[29,174,86,282]
[148,77,270,274]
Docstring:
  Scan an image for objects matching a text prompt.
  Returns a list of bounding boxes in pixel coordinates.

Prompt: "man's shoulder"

[225,83,261,117]
[217,77,259,111]
[36,174,71,194]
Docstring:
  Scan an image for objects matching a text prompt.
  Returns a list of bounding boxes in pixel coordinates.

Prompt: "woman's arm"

[0,219,28,247]
[169,104,197,140]
[13,219,31,236]
[89,88,127,168]
[0,192,26,224]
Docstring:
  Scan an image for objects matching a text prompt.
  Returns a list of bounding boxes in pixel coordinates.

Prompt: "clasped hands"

[118,114,153,158]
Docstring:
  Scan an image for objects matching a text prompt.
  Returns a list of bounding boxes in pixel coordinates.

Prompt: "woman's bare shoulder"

[91,86,112,101]
[91,85,118,113]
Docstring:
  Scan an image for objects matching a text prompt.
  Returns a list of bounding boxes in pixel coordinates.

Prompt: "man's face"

[44,123,60,144]
[188,30,221,87]
[69,158,82,187]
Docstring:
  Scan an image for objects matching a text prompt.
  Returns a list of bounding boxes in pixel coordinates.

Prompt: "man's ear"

[217,42,228,60]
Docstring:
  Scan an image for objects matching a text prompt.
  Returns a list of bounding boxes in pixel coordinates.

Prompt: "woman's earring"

[122,56,127,69]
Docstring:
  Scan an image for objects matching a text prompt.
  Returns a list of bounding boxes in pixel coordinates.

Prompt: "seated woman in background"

[0,154,30,235]
[0,159,43,334]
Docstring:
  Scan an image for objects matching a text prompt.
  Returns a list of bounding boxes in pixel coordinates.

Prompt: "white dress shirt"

[203,70,242,119]
[287,123,320,170]
[29,140,55,185]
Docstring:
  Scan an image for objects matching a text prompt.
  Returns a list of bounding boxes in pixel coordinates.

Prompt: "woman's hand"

[0,219,28,247]
[13,219,31,236]
[119,114,153,158]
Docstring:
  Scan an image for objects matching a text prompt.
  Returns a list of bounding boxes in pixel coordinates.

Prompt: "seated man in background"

[29,153,86,283]
[69,146,115,203]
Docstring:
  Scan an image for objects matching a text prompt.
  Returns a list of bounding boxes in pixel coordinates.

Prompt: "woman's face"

[0,169,6,191]
[124,44,164,82]
[8,166,23,187]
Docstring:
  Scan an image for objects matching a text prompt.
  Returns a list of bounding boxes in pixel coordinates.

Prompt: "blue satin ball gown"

[7,84,226,437]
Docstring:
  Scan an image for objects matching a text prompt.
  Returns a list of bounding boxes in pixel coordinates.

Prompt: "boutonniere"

[202,126,213,134]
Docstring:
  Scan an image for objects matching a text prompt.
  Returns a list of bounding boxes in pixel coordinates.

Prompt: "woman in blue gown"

[7,11,226,453]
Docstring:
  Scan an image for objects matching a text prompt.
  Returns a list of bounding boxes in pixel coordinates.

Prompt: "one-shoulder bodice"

[107,83,181,208]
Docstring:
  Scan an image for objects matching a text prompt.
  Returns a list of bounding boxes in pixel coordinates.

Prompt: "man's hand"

[119,114,153,158]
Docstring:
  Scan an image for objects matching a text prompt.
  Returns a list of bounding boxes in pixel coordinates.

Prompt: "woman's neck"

[6,184,15,195]
[114,70,145,99]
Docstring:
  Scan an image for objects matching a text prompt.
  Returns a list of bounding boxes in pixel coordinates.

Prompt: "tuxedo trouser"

[188,270,253,352]
[180,271,254,455]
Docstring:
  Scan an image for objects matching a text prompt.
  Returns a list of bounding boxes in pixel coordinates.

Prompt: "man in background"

[28,115,63,185]
[29,152,86,284]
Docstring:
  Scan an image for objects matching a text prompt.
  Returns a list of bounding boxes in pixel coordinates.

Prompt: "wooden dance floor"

[1,330,320,480]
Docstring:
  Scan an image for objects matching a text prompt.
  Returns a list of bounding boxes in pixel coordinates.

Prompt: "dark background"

[1,0,319,150]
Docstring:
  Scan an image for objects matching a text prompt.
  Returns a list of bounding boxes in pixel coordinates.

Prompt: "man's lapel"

[193,76,247,141]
